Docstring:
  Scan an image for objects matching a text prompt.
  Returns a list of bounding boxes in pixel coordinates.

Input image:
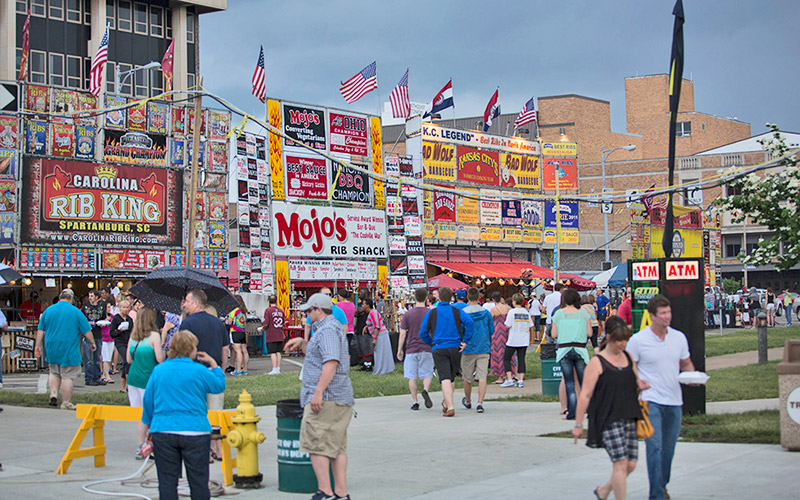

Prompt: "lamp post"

[554,160,561,285]
[600,144,637,270]
[115,61,161,95]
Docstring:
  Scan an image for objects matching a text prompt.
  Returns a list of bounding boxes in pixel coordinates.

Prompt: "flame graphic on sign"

[51,165,71,191]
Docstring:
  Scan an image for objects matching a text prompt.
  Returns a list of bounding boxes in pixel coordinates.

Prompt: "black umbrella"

[129,266,238,316]
[0,263,23,285]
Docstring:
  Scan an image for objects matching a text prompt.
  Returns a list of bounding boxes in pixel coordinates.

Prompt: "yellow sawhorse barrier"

[57,404,240,486]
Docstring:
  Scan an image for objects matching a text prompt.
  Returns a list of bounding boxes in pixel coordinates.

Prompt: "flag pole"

[375,61,381,118]
[662,0,684,257]
[186,76,204,268]
[451,77,456,127]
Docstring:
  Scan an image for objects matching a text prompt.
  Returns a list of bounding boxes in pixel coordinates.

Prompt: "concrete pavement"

[0,393,797,499]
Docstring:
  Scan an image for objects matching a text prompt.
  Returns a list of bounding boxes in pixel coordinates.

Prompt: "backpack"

[427,305,464,341]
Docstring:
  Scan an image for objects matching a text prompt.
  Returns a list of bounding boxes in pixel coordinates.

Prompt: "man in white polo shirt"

[626,294,695,500]
[542,283,563,338]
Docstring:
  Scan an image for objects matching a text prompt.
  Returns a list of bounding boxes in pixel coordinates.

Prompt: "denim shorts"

[403,352,434,380]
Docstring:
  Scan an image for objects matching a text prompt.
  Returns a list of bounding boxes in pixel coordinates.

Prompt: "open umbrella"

[427,273,469,290]
[0,263,23,285]
[130,266,238,316]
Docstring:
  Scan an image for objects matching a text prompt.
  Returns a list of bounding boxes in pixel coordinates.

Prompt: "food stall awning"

[427,259,555,279]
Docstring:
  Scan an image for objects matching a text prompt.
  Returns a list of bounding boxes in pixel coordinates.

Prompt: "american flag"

[340,61,377,104]
[89,24,109,96]
[389,69,410,118]
[514,97,537,129]
[252,46,266,103]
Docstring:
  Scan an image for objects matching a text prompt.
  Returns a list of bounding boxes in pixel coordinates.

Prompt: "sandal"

[593,486,607,500]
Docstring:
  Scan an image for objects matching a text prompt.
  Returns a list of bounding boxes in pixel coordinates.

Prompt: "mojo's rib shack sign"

[21,157,182,246]
[271,202,387,259]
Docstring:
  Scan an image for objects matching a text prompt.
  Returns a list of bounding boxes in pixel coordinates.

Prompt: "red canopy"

[427,273,469,290]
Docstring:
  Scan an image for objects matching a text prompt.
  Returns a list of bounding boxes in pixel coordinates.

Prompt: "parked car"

[775,292,800,322]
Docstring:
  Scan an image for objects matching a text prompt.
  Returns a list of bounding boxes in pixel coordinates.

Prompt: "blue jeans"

[645,403,682,500]
[152,432,211,500]
[559,349,586,419]
[80,336,102,383]
[786,305,793,326]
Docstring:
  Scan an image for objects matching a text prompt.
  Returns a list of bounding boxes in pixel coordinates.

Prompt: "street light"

[600,144,636,270]
[115,61,161,95]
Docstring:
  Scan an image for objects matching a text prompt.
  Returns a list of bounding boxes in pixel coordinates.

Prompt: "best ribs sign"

[21,157,182,246]
[271,202,387,259]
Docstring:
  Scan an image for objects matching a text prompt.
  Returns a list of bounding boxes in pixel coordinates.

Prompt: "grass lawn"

[705,326,800,357]
[541,410,780,444]
[706,361,779,402]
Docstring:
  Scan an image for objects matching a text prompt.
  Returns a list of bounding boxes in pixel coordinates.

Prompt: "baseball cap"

[455,289,467,298]
[299,292,334,312]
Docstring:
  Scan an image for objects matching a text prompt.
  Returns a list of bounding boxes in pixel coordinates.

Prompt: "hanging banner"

[388,234,406,255]
[541,141,578,156]
[433,186,457,223]
[26,85,49,114]
[422,123,539,155]
[504,227,522,242]
[105,95,127,130]
[522,228,542,244]
[0,115,18,149]
[275,259,291,315]
[51,89,77,122]
[406,236,424,255]
[433,224,457,240]
[543,158,578,190]
[480,226,503,241]
[502,197,522,226]
[50,123,74,157]
[422,141,456,181]
[21,157,183,246]
[403,215,422,237]
[389,255,408,274]
[26,119,47,155]
[0,212,13,244]
[76,93,97,126]
[370,116,384,209]
[20,246,96,269]
[207,110,230,141]
[522,200,543,227]
[187,108,206,136]
[0,149,15,177]
[147,102,169,134]
[457,146,500,185]
[407,255,426,275]
[458,225,480,241]
[171,106,185,135]
[75,125,95,160]
[544,229,579,244]
[285,154,328,199]
[457,188,480,224]
[127,100,148,132]
[284,104,326,150]
[267,100,285,200]
[331,164,371,204]
[650,227,703,259]
[500,152,539,189]
[288,259,378,281]
[271,202,387,259]
[104,130,167,166]
[544,201,580,229]
[329,112,368,156]
[479,189,502,225]
[101,249,166,270]
[0,179,15,211]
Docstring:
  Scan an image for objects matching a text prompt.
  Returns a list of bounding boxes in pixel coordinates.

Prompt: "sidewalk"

[0,393,796,499]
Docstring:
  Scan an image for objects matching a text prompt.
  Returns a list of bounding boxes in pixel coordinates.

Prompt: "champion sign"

[271,202,387,259]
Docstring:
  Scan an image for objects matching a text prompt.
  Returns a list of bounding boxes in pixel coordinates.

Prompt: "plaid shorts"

[602,419,638,462]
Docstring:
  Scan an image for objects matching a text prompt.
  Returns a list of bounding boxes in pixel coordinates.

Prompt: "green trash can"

[540,343,560,395]
[276,399,317,493]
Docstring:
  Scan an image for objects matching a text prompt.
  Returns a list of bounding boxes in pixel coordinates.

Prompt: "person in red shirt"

[262,295,287,375]
[19,291,42,321]
[617,287,633,327]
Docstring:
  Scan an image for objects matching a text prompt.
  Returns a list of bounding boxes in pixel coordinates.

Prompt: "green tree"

[722,277,741,295]
[714,125,800,270]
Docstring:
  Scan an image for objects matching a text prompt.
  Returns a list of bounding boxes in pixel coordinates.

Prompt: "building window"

[725,185,742,197]
[117,0,132,32]
[30,50,46,83]
[49,0,65,20]
[117,62,132,95]
[16,1,28,14]
[49,53,65,87]
[105,61,115,93]
[84,57,91,89]
[151,68,163,97]
[84,0,91,24]
[134,66,148,98]
[187,73,196,89]
[134,2,147,34]
[725,243,741,258]
[676,121,692,137]
[186,11,195,43]
[165,8,172,38]
[67,55,82,88]
[16,48,22,75]
[150,5,163,37]
[67,0,81,23]
[106,0,115,29]
[31,0,46,17]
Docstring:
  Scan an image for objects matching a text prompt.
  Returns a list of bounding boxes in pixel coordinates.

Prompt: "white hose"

[81,456,156,500]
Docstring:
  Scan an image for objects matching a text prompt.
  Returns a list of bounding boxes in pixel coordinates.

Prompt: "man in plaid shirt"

[285,293,354,500]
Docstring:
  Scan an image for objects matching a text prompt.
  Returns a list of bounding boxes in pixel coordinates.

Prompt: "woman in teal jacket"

[142,330,225,500]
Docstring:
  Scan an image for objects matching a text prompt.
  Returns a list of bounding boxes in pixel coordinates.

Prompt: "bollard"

[757,311,768,364]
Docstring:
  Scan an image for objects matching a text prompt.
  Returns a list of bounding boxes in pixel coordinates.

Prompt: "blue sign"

[544,201,579,229]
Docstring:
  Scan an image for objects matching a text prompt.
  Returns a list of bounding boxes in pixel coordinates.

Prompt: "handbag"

[637,399,655,439]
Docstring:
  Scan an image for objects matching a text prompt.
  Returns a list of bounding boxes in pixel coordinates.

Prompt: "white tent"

[591,265,619,289]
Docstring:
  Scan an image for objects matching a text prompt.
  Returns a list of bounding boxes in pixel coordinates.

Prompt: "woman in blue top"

[552,288,592,420]
[142,330,226,500]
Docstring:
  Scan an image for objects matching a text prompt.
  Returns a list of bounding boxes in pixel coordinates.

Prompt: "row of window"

[16,0,189,41]
[18,47,196,98]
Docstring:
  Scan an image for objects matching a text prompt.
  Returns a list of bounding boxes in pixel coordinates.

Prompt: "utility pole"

[186,77,203,267]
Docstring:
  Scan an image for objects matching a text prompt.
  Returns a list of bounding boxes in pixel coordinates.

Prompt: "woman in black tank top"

[571,316,650,500]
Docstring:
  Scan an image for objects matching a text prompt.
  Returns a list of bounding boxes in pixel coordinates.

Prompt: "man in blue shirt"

[460,287,494,413]
[34,288,95,410]
[595,289,611,338]
[453,288,468,310]
[304,287,347,341]
[420,287,474,417]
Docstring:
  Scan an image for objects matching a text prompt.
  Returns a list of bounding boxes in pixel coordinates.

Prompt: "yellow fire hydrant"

[227,390,266,488]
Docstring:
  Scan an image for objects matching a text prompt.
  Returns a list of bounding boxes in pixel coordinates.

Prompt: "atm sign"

[632,262,659,281]
[666,261,699,280]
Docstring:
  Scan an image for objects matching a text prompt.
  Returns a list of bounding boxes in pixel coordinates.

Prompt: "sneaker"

[310,490,335,500]
[241,371,248,375]
[476,403,485,413]
[335,495,351,500]
[231,371,241,376]
[49,396,58,407]
[410,402,420,411]
[500,379,516,387]
[421,389,433,409]
[225,366,235,373]
[461,397,472,410]
[517,380,525,388]
[60,401,76,410]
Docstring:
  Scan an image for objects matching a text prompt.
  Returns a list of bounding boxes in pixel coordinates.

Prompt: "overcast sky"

[199,0,799,137]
